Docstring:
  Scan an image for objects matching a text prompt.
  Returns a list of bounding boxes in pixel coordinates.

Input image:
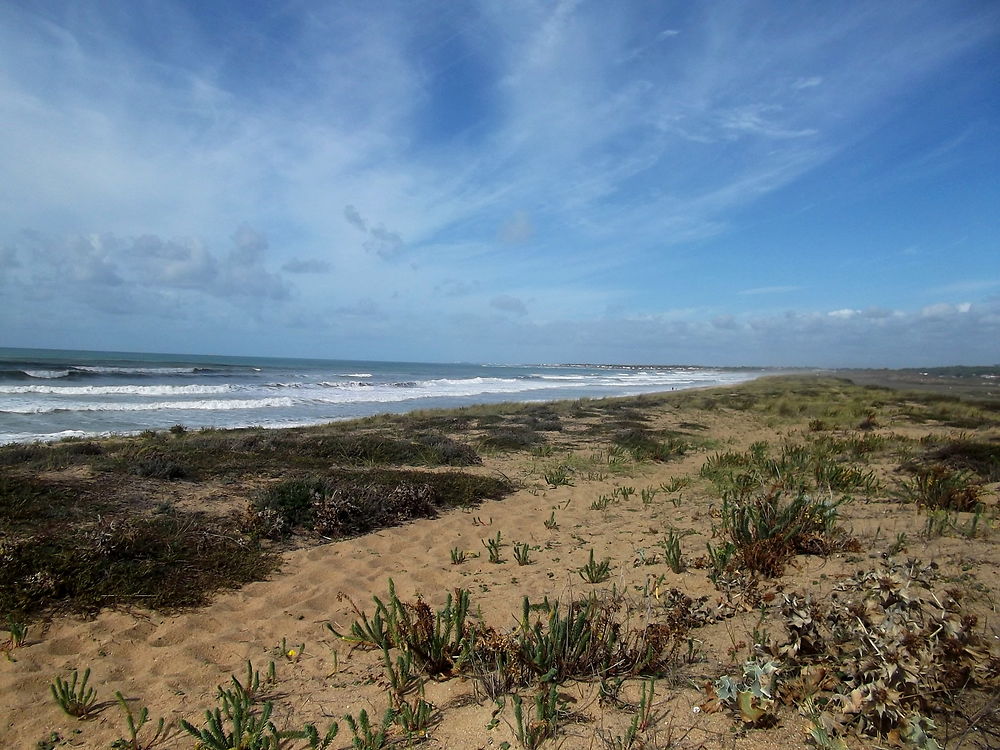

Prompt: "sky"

[1,1,998,367]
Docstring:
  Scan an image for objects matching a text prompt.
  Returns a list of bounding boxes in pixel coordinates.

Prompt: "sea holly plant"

[706,658,780,724]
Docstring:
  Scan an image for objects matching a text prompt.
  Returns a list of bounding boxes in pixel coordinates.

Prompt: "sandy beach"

[2,375,998,749]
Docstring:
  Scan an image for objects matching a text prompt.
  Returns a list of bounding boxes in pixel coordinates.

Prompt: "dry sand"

[2,377,997,749]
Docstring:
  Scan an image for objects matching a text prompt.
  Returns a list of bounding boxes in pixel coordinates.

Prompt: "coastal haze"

[0,348,763,444]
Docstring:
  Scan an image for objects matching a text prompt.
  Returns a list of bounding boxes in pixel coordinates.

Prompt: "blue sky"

[1,0,998,367]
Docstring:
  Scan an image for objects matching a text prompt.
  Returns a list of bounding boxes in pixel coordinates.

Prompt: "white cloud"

[791,76,823,90]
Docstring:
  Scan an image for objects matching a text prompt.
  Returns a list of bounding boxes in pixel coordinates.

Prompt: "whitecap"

[22,369,71,379]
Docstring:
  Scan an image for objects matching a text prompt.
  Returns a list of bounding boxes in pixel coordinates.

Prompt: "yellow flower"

[287,649,298,659]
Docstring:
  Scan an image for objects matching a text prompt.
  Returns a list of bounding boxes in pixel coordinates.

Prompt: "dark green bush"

[0,514,278,618]
[248,470,512,538]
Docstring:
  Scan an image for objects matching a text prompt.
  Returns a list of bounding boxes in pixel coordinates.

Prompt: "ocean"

[0,348,764,444]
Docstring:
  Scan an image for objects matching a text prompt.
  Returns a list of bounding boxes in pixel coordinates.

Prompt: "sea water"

[0,348,764,444]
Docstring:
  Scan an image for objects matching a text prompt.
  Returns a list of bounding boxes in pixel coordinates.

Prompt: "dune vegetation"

[1,375,998,749]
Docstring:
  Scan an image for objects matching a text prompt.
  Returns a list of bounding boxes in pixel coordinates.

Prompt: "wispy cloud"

[0,2,997,364]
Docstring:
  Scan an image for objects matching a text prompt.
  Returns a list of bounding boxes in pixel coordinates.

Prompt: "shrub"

[247,471,512,538]
[478,427,544,451]
[0,514,279,618]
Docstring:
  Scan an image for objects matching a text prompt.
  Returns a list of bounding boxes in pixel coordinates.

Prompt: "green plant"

[331,581,473,678]
[393,693,436,736]
[602,679,659,749]
[923,509,954,538]
[2,615,28,660]
[899,466,981,511]
[962,505,986,538]
[4,615,28,648]
[578,549,612,584]
[110,691,168,750]
[180,686,286,750]
[659,477,692,493]
[709,658,780,724]
[300,723,340,750]
[35,731,64,750]
[542,466,572,487]
[659,532,685,574]
[343,708,393,750]
[705,541,735,584]
[513,543,532,566]
[511,684,561,749]
[483,532,505,563]
[450,547,468,565]
[396,587,473,678]
[591,494,613,511]
[381,647,422,704]
[327,581,403,651]
[716,490,852,578]
[543,511,558,530]
[230,660,277,703]
[640,487,658,505]
[50,667,98,718]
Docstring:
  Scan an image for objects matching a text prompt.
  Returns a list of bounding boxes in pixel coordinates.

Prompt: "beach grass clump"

[713,490,856,578]
[2,615,29,657]
[343,708,392,750]
[333,582,707,697]
[897,465,981,512]
[331,583,477,679]
[542,464,572,487]
[513,542,532,566]
[483,532,505,563]
[659,532,685,574]
[700,441,881,499]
